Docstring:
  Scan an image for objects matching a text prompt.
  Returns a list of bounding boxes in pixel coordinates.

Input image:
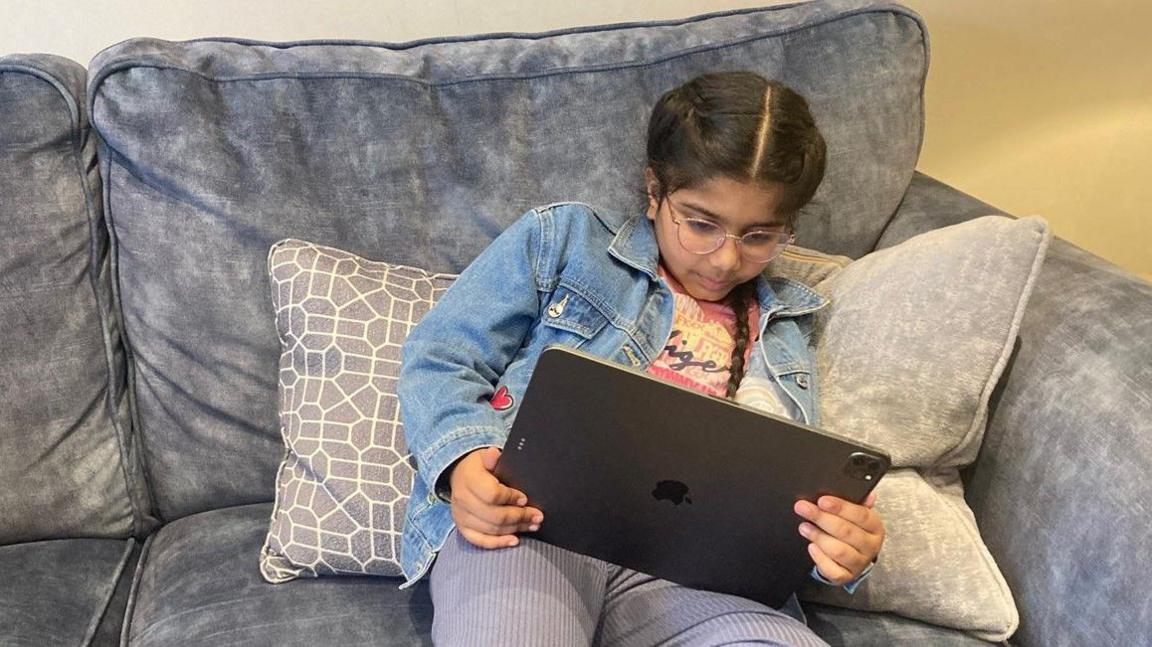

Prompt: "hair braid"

[724,281,757,399]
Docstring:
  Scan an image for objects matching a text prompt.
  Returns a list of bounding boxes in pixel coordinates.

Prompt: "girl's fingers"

[814,496,883,534]
[795,498,884,547]
[465,503,541,535]
[451,457,543,541]
[807,543,854,585]
[458,525,520,550]
[496,486,529,507]
[796,505,869,555]
[479,446,502,472]
[799,521,871,576]
[464,465,528,507]
[452,489,542,533]
[458,508,512,537]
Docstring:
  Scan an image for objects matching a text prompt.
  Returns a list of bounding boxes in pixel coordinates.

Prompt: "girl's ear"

[643,167,661,220]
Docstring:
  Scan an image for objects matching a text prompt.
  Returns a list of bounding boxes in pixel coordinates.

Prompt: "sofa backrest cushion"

[87,0,928,520]
[0,54,154,542]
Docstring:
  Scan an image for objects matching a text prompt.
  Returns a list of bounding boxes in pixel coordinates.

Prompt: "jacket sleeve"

[398,208,548,495]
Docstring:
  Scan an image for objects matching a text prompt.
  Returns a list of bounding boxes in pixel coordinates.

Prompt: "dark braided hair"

[723,281,759,398]
[645,71,827,397]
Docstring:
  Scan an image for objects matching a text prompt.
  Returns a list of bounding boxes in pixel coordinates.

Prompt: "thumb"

[480,446,502,472]
[863,491,878,508]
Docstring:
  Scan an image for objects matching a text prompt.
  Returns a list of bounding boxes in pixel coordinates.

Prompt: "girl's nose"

[709,236,743,272]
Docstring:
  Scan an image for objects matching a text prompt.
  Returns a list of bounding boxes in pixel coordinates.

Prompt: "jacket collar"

[606,213,829,319]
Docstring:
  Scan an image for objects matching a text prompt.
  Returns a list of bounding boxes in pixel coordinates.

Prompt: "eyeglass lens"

[677,217,789,262]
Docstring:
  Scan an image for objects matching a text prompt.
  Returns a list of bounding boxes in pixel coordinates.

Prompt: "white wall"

[2,0,774,63]
[5,1,1149,280]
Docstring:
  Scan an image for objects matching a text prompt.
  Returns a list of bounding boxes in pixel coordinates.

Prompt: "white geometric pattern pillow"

[259,239,455,583]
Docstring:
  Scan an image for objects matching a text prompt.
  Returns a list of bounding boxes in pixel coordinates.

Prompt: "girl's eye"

[743,231,783,246]
[685,219,720,236]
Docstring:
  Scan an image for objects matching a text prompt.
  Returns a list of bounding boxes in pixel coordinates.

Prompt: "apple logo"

[652,480,692,505]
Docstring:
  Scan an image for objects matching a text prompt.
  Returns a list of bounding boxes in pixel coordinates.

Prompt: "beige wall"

[5,1,1148,280]
[902,1,1150,281]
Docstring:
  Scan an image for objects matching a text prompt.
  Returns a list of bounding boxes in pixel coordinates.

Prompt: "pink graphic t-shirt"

[647,266,761,397]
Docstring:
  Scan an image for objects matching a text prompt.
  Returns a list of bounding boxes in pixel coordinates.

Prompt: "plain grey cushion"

[86,0,929,522]
[0,537,137,647]
[0,53,153,542]
[796,216,1050,641]
[815,216,1050,470]
[123,503,433,646]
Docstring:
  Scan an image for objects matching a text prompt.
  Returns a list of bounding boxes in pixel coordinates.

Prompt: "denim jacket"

[397,202,832,588]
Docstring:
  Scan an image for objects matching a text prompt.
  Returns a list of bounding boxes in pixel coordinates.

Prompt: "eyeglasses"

[667,202,795,263]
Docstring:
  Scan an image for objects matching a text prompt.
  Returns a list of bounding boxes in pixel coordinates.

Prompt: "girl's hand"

[447,446,544,549]
[793,492,885,585]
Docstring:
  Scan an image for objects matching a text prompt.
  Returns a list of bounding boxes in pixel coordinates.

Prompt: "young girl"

[397,71,885,646]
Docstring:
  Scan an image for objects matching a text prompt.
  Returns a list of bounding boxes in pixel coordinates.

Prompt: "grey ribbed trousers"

[430,530,829,646]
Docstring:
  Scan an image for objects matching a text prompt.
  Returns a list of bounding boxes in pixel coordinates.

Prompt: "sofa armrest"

[969,239,1152,646]
[876,171,1010,249]
[881,171,1152,646]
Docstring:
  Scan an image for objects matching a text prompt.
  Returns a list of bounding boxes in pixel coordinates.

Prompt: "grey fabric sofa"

[2,1,1149,645]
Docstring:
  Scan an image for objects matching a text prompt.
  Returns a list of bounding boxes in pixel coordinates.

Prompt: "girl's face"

[645,171,790,302]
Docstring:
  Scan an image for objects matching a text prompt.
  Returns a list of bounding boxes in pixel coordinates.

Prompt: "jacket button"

[795,373,810,389]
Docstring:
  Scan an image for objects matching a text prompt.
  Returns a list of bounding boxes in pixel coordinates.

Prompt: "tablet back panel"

[495,346,889,608]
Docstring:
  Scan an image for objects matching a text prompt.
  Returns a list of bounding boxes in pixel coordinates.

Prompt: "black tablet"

[494,345,890,608]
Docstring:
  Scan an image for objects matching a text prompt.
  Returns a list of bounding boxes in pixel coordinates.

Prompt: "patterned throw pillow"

[259,239,455,582]
[766,215,1050,642]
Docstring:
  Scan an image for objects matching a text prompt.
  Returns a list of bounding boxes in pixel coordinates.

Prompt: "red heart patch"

[489,385,514,411]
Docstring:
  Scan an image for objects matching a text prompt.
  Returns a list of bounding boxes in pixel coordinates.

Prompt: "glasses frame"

[666,201,795,263]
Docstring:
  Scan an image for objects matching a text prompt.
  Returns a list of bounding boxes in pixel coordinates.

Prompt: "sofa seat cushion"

[0,537,137,646]
[123,503,432,646]
[804,603,995,645]
[119,502,992,645]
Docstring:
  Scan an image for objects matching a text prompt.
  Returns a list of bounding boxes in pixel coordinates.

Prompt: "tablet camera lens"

[845,452,883,481]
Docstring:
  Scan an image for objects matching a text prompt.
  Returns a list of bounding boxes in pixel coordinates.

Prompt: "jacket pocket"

[538,283,610,347]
